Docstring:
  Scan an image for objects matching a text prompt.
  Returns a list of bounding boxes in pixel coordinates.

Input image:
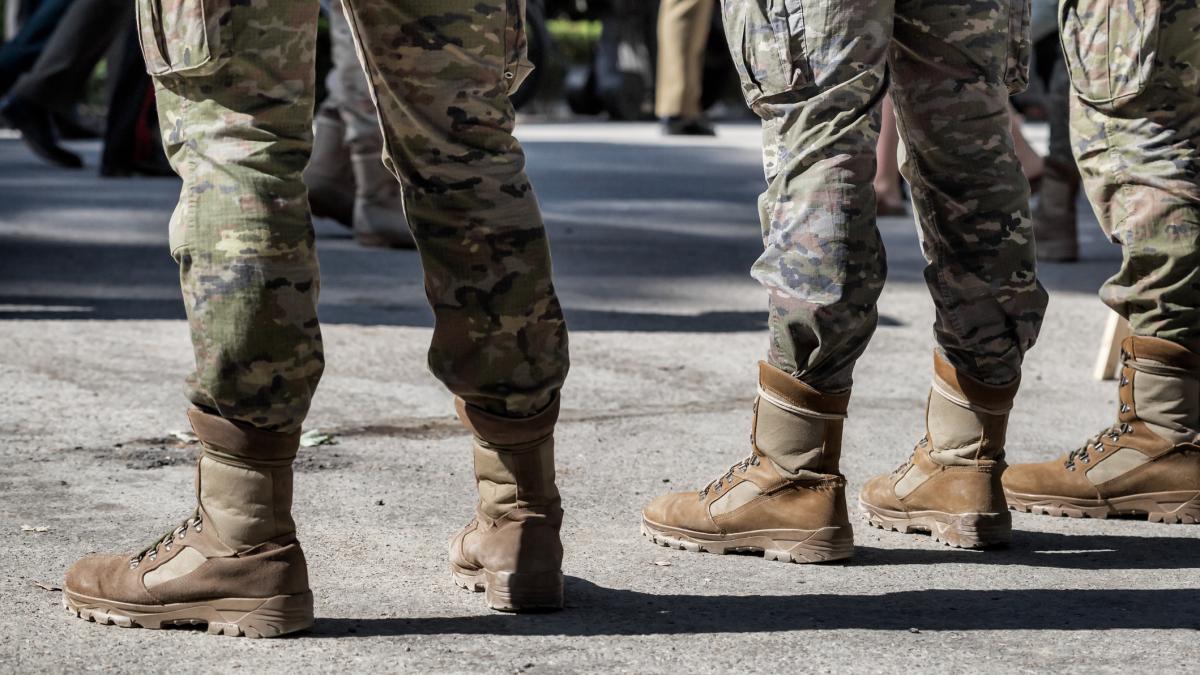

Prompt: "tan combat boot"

[450,397,564,611]
[350,151,415,249]
[1033,157,1081,262]
[1004,336,1200,523]
[641,362,854,563]
[304,109,354,228]
[860,352,1018,548]
[62,410,313,637]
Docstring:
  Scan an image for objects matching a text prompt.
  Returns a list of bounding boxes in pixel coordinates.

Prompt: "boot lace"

[1064,423,1132,471]
[892,436,928,474]
[697,455,761,500]
[128,510,202,569]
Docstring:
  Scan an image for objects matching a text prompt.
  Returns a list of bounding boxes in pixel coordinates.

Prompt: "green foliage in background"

[547,19,600,65]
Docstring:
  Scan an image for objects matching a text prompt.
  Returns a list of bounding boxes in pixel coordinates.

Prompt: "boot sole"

[450,566,564,612]
[640,518,854,563]
[1005,488,1200,524]
[860,501,1011,549]
[62,589,313,638]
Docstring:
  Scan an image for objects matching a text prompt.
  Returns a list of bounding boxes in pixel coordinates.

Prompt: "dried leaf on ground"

[20,525,49,533]
[169,430,199,444]
[300,430,337,447]
[31,580,60,592]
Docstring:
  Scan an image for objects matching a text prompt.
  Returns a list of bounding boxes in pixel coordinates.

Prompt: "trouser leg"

[1065,0,1200,351]
[0,0,74,95]
[722,0,893,390]
[8,0,128,113]
[150,0,324,433]
[889,0,1046,384]
[654,0,713,120]
[341,0,568,416]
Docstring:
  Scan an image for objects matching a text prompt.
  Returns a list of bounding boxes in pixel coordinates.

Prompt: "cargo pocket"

[722,0,811,111]
[503,0,535,94]
[1003,0,1031,94]
[1060,0,1160,108]
[136,0,226,77]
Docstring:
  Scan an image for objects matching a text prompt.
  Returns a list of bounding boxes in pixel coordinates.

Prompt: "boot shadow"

[851,528,1200,570]
[313,577,1200,637]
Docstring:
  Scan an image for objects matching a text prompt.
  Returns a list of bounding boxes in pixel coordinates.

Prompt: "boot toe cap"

[642,491,713,533]
[1001,459,1060,496]
[64,553,145,601]
[859,473,900,511]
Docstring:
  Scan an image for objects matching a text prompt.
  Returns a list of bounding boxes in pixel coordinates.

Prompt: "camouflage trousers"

[723,0,1048,389]
[140,0,569,433]
[1064,0,1200,352]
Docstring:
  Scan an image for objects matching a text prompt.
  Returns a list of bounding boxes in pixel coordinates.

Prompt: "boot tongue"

[1124,356,1200,444]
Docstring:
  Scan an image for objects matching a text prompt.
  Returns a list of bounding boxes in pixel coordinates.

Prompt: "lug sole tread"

[62,590,313,638]
[860,502,1011,549]
[1005,489,1200,524]
[639,521,854,564]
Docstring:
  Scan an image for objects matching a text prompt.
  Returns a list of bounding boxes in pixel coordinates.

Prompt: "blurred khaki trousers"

[655,0,713,119]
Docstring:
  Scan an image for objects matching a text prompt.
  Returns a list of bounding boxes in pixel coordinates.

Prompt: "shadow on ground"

[301,530,1200,637]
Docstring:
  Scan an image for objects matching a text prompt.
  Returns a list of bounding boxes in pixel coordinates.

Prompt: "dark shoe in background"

[52,109,102,140]
[0,94,83,168]
[663,116,716,137]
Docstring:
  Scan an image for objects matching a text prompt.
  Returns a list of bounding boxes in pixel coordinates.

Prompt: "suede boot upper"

[450,396,564,603]
[63,409,311,626]
[860,352,1018,548]
[641,362,854,563]
[1004,336,1200,510]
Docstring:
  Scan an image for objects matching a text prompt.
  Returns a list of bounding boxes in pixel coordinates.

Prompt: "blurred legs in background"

[304,0,413,248]
[0,0,129,168]
[655,0,715,136]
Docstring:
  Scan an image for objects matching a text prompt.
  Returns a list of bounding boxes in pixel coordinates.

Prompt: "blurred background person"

[873,95,904,216]
[1029,0,1081,262]
[303,0,413,248]
[655,0,715,135]
[0,0,154,172]
[0,0,74,96]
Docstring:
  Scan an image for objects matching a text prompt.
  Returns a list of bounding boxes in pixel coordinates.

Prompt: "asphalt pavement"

[1,122,1197,673]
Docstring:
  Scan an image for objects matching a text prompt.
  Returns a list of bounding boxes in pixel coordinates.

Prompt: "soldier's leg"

[655,0,715,134]
[340,0,568,610]
[1004,1,1200,524]
[1033,51,1083,262]
[860,0,1048,548]
[62,0,320,636]
[643,0,896,565]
